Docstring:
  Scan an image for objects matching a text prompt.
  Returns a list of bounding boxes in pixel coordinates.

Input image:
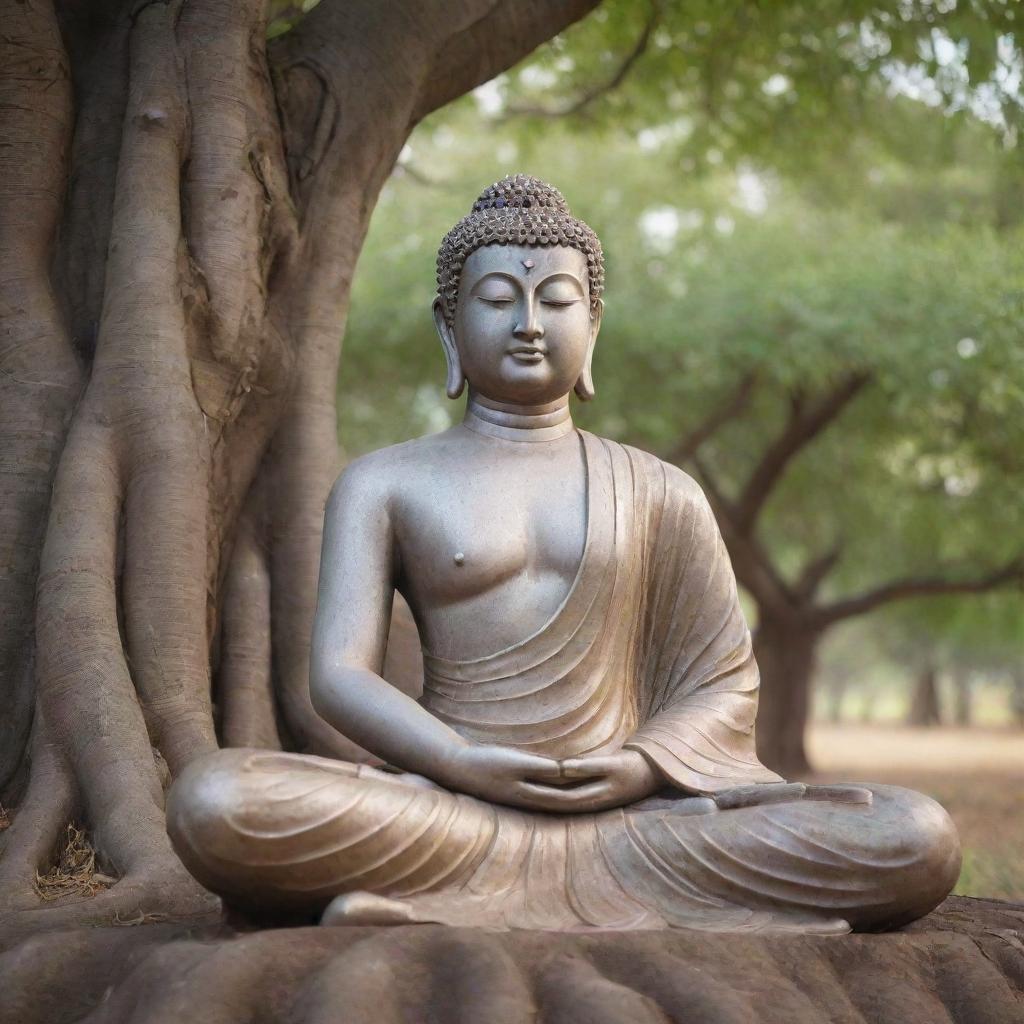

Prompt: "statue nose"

[513,310,545,342]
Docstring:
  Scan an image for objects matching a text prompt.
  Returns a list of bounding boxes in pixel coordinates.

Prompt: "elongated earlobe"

[433,298,465,400]
[575,298,603,402]
[445,355,466,401]
[574,363,595,402]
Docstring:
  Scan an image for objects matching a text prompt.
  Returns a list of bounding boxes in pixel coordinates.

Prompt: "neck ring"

[463,393,575,443]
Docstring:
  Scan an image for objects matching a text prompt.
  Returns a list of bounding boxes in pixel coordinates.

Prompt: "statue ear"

[433,298,465,400]
[574,298,603,402]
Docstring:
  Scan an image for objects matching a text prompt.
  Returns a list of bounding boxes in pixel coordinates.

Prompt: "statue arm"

[309,458,566,806]
[309,459,471,777]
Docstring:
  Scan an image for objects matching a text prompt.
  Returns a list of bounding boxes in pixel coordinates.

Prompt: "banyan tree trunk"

[0,0,597,932]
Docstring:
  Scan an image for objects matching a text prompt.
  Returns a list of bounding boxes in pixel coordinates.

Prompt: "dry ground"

[806,723,1024,900]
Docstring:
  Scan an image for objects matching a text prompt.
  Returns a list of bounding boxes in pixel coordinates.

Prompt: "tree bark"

[0,0,599,930]
[0,0,80,797]
[951,668,972,728]
[752,616,820,777]
[3,897,1024,1024]
[1011,671,1024,728]
[907,663,943,727]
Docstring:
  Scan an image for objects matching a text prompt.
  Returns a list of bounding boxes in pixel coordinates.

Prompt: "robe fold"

[420,430,782,792]
[167,432,960,932]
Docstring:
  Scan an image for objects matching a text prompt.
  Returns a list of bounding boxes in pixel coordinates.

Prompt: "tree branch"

[812,557,1024,628]
[690,452,727,508]
[504,1,660,119]
[692,454,795,617]
[393,161,448,188]
[665,373,756,466]
[733,372,871,534]
[406,0,605,124]
[793,543,843,601]
[272,0,602,215]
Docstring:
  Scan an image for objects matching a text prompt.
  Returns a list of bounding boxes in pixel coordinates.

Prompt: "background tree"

[890,594,1024,726]
[811,592,1024,729]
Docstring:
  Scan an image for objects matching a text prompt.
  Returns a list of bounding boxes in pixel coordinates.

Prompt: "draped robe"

[168,433,960,932]
[420,431,784,791]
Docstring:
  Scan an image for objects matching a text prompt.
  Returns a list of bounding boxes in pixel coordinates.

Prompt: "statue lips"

[508,344,547,364]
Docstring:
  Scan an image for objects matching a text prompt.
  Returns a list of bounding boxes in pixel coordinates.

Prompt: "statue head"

[434,175,605,404]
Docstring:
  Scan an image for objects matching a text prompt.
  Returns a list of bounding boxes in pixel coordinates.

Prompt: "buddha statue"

[168,175,960,933]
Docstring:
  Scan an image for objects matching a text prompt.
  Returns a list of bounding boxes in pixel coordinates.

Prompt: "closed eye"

[540,298,581,307]
[477,295,515,306]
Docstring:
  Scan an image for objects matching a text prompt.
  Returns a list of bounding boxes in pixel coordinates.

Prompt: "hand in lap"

[440,744,660,813]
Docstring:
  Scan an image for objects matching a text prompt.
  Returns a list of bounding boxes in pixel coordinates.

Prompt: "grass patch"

[955,847,1024,901]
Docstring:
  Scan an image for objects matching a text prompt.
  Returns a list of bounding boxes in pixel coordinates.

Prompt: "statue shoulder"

[327,440,415,514]
[659,458,710,511]
[327,434,449,516]
[611,439,710,513]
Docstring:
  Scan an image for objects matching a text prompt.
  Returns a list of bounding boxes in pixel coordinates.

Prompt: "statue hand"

[439,743,568,810]
[515,749,660,813]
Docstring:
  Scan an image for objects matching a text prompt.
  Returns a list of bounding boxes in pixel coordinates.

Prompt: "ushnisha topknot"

[436,174,605,327]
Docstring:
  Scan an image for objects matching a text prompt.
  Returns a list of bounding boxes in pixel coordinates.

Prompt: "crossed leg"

[167,748,960,932]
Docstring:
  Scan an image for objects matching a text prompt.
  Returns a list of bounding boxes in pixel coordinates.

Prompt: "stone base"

[0,896,1021,1024]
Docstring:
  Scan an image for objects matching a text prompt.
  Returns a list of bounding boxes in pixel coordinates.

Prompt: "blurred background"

[335,2,1023,899]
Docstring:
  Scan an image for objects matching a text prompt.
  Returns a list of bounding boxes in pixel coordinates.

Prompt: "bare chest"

[395,443,587,610]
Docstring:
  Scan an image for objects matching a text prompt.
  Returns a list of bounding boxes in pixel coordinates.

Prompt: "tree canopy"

[343,120,1022,576]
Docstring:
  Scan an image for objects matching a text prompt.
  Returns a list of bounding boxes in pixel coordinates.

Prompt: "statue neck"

[463,392,575,443]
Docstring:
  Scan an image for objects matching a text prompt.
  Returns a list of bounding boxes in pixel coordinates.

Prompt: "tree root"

[37,416,171,874]
[33,823,111,903]
[0,715,77,912]
[0,863,221,947]
[219,500,281,749]
[107,5,217,773]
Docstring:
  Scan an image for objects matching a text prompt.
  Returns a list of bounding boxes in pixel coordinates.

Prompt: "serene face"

[435,244,602,406]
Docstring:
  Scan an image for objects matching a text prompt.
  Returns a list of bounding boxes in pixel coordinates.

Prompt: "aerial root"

[219,497,281,749]
[0,715,77,912]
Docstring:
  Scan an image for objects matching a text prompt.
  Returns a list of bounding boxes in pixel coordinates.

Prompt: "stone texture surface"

[0,896,1021,1024]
